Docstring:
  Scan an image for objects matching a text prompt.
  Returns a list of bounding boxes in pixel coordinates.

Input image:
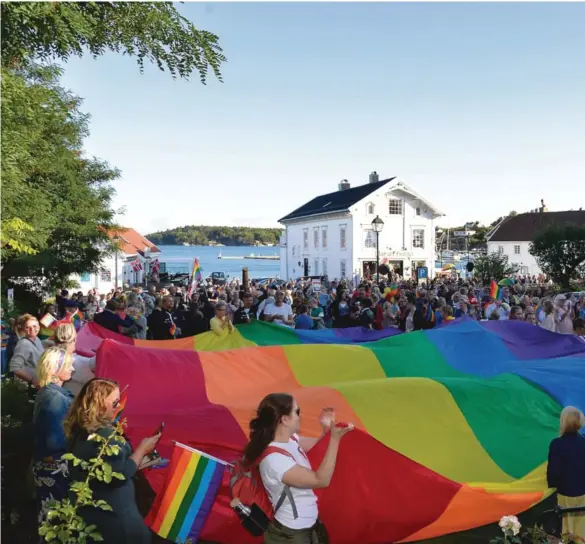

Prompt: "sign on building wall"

[100,268,111,282]
[80,272,91,282]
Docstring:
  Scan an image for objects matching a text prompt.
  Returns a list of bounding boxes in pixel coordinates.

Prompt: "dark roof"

[488,211,585,242]
[279,178,395,222]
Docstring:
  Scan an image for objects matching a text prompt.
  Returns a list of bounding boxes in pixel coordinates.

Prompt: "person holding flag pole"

[187,258,203,299]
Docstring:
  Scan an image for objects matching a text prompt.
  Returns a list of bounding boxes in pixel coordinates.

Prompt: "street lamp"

[371,215,384,282]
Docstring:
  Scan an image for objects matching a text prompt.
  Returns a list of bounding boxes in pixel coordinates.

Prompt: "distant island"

[146,225,282,247]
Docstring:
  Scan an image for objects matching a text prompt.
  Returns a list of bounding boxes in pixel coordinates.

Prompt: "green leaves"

[529,224,585,288]
[147,226,283,247]
[1,2,225,83]
[39,424,129,542]
[1,63,120,288]
[473,252,514,285]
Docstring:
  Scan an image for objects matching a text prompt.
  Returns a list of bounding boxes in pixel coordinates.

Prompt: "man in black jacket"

[94,300,137,333]
[147,295,180,340]
[233,293,257,325]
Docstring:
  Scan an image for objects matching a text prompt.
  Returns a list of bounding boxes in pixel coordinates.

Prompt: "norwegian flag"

[150,258,160,273]
[130,259,143,272]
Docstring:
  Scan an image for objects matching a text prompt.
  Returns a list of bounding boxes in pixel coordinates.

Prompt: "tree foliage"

[1,2,226,83]
[1,63,119,289]
[473,252,514,284]
[529,224,585,288]
[147,225,282,247]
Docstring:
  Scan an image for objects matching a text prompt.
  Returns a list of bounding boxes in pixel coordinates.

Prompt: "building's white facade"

[70,229,161,293]
[279,178,443,281]
[71,252,156,294]
[486,241,539,275]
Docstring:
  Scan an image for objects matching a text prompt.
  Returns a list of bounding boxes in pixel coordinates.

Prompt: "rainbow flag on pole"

[187,258,203,298]
[148,442,226,543]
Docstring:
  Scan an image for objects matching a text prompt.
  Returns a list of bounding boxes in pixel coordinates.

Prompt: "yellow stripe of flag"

[158,452,201,537]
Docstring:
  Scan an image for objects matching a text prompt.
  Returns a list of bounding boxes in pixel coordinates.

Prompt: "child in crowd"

[294,305,313,330]
[309,298,325,330]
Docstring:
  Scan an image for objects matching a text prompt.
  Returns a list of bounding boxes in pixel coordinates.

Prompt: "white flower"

[499,515,521,536]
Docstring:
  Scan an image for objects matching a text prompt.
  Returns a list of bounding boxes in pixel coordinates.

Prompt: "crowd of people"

[1,273,584,543]
[45,276,580,340]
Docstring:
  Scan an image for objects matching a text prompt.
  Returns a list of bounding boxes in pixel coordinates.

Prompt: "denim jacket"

[33,383,74,460]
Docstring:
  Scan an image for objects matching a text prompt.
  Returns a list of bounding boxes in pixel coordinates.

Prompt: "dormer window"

[367,203,375,215]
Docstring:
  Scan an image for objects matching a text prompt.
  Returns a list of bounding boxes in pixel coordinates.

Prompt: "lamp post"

[371,215,384,282]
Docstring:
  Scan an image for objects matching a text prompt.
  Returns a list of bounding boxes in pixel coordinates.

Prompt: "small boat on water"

[217,251,244,260]
[244,253,280,260]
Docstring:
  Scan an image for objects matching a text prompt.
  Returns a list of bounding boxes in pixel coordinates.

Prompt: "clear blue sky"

[59,2,585,234]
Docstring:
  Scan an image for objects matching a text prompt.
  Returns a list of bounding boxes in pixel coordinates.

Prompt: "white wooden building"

[71,228,161,293]
[278,172,444,281]
[486,210,585,276]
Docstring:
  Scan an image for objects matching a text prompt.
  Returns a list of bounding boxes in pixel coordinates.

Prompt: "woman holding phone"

[64,378,161,543]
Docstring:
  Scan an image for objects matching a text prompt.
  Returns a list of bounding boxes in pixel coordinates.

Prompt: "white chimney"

[369,171,379,184]
[338,179,350,191]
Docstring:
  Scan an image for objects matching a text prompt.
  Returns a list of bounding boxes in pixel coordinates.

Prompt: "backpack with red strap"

[229,438,300,535]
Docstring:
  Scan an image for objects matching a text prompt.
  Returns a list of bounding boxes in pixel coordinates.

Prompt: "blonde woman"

[9,314,45,386]
[65,378,160,543]
[547,406,585,540]
[33,347,75,522]
[53,323,96,396]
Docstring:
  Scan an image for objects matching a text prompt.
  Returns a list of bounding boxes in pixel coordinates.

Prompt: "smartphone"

[153,422,165,436]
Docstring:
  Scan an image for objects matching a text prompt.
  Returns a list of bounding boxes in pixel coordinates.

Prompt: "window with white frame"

[412,229,425,249]
[340,260,347,278]
[388,199,403,215]
[514,245,520,255]
[321,227,327,249]
[340,224,347,250]
[303,229,308,251]
[498,246,504,255]
[367,203,375,214]
[416,207,421,216]
[313,227,319,249]
[364,230,376,249]
[322,258,328,276]
[314,259,319,275]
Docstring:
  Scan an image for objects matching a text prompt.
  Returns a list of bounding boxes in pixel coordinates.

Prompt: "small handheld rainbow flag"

[169,323,177,337]
[113,385,129,423]
[489,280,502,300]
[148,442,226,543]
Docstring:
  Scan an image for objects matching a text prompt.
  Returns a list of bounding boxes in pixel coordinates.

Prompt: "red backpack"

[229,437,299,521]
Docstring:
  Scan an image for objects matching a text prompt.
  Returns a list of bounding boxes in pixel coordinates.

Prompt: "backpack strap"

[258,446,299,520]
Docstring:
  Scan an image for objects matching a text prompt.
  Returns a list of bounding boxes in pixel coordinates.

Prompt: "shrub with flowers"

[490,514,584,544]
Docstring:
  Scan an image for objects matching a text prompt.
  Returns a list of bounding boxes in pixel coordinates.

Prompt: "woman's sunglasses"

[295,408,301,416]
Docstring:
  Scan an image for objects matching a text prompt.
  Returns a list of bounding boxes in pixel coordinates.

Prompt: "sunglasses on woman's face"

[295,408,301,416]
[112,398,121,409]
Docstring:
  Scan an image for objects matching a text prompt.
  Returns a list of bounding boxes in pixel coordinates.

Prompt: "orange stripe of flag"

[151,447,192,533]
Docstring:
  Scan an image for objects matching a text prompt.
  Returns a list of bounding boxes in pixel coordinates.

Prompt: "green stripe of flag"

[167,455,210,542]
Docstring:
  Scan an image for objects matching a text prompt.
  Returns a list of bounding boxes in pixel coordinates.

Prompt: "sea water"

[158,245,281,281]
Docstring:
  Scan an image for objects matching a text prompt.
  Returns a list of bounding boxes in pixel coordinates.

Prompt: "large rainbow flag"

[76,320,403,355]
[94,318,585,544]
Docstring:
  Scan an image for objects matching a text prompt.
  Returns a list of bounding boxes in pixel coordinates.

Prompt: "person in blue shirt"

[547,406,585,540]
[33,347,75,523]
[295,305,313,330]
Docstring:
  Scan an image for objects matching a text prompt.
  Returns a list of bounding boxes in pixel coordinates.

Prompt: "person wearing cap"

[210,301,234,337]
